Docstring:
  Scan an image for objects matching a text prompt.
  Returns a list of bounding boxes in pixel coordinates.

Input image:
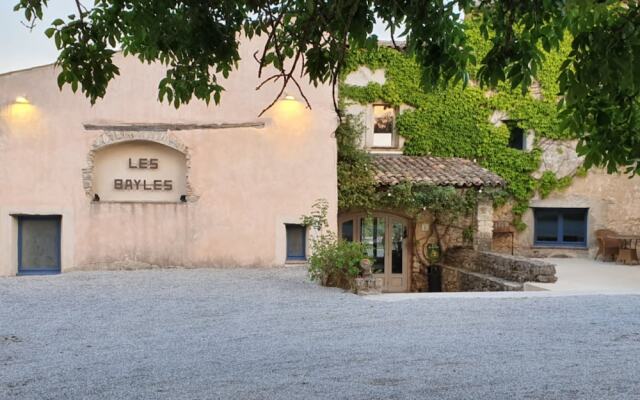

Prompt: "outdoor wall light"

[14,96,30,105]
[271,92,306,124]
[4,95,37,122]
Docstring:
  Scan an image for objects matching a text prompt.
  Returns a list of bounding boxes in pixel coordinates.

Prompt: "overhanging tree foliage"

[13,0,640,174]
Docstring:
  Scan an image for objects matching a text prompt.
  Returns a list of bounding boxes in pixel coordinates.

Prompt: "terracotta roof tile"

[371,154,505,188]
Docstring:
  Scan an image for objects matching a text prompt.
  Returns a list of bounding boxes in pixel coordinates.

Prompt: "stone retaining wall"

[440,247,557,292]
[441,265,523,292]
[444,247,557,283]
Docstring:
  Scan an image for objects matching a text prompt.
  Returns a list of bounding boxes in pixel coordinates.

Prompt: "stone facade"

[531,139,583,179]
[493,140,640,258]
[408,197,502,292]
[475,199,493,251]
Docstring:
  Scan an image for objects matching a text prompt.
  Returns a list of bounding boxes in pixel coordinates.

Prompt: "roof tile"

[371,154,505,188]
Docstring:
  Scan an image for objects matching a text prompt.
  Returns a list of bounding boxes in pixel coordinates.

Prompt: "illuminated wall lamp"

[14,96,30,105]
[282,93,296,101]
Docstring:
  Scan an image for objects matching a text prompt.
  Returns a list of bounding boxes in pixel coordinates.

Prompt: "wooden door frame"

[338,211,413,292]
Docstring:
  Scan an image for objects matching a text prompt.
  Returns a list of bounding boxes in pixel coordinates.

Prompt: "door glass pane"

[391,222,405,274]
[341,220,354,242]
[286,225,306,259]
[562,209,587,243]
[20,218,60,271]
[534,210,558,242]
[360,217,385,274]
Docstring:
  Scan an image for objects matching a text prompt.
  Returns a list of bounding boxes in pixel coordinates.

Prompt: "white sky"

[0,3,393,74]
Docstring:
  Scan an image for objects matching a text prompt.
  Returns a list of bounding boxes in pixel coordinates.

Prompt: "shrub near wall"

[341,16,579,229]
[303,199,369,292]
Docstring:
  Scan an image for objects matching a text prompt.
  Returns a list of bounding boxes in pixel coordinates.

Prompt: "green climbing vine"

[339,16,581,229]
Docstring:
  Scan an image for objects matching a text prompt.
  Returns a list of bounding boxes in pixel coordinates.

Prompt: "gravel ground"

[1,267,639,400]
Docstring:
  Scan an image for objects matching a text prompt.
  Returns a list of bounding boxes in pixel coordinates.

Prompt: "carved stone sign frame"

[83,131,197,202]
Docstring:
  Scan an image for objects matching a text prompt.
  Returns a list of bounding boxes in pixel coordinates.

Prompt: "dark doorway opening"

[426,265,442,292]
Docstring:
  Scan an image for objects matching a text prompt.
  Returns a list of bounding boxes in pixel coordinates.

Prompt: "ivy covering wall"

[339,16,577,228]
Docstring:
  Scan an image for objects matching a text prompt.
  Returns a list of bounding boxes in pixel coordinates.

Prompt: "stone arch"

[82,131,197,201]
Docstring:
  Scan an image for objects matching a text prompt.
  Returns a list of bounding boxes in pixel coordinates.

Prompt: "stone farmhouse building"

[342,62,640,278]
[1,37,639,292]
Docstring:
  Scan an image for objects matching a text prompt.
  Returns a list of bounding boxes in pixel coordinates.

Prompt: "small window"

[534,208,587,247]
[507,124,526,150]
[285,224,306,260]
[18,215,62,275]
[372,104,397,148]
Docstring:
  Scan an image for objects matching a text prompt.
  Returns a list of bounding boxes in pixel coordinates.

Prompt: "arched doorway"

[339,212,411,292]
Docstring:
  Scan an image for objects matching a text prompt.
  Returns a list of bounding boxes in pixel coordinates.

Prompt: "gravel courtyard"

[1,267,639,400]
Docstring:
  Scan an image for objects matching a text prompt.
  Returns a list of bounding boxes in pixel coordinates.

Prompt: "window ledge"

[285,260,308,266]
[532,245,588,250]
[92,201,187,205]
[368,149,403,154]
[17,270,61,276]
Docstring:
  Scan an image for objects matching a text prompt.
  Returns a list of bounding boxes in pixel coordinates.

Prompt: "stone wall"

[492,139,640,258]
[411,210,474,292]
[475,199,493,251]
[439,247,557,292]
[444,247,557,283]
[410,197,497,292]
[441,265,522,292]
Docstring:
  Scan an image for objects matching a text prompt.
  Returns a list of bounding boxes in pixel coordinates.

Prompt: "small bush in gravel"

[302,199,369,292]
[308,237,368,291]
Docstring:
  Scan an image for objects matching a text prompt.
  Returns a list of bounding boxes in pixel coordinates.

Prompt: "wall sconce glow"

[14,96,30,105]
[272,92,306,124]
[4,95,38,123]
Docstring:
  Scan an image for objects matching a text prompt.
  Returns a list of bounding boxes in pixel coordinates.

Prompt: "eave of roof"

[371,154,505,188]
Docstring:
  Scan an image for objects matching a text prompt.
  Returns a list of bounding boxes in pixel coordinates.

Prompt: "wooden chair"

[594,229,621,261]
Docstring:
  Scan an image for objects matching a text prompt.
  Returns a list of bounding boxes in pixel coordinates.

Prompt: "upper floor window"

[505,120,526,150]
[372,104,397,148]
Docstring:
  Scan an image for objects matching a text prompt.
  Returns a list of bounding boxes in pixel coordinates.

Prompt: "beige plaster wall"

[0,37,338,275]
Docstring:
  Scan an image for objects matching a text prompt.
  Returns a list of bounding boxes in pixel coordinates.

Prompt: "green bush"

[307,237,368,292]
[302,199,369,292]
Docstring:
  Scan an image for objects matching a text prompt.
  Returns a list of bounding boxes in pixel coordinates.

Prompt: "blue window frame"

[18,215,62,275]
[285,224,306,260]
[533,208,588,247]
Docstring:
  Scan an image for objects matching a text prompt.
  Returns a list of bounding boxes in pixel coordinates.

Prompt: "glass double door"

[340,214,409,292]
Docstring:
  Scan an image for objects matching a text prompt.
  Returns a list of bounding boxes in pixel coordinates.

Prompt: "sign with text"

[93,142,187,202]
[113,158,173,191]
